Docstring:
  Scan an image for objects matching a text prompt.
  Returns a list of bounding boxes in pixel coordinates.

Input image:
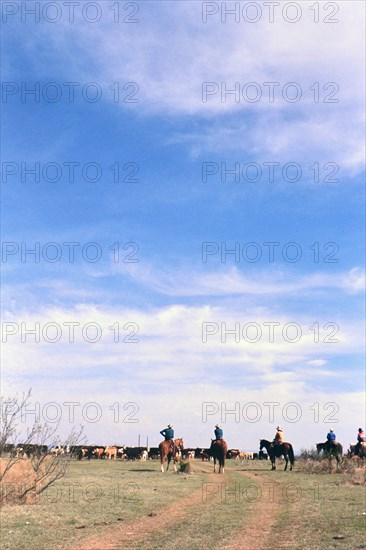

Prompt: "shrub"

[177,460,191,474]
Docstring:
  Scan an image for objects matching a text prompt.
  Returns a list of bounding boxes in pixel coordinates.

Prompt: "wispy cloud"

[120,263,365,297]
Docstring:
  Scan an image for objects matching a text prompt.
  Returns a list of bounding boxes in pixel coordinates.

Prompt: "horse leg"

[173,456,177,472]
[213,458,216,473]
[284,455,288,471]
[271,457,276,471]
[160,452,165,472]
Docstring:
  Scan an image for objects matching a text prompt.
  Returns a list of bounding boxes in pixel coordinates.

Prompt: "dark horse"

[348,443,366,459]
[209,439,227,474]
[259,439,295,471]
[316,441,343,464]
[159,438,184,472]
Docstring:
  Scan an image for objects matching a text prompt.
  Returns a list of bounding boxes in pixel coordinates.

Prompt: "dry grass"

[295,456,366,485]
[0,456,58,505]
[0,458,37,505]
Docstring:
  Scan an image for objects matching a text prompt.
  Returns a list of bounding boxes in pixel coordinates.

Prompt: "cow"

[124,447,147,460]
[79,447,94,460]
[93,447,106,459]
[105,446,118,460]
[14,447,27,459]
[200,449,211,461]
[50,445,65,456]
[17,444,47,457]
[148,447,160,460]
[117,447,127,459]
[227,449,240,459]
[239,451,254,460]
[181,448,196,459]
[1,444,15,457]
[140,450,148,461]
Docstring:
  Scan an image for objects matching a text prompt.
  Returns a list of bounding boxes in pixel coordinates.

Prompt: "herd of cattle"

[73,447,268,461]
[2,443,269,461]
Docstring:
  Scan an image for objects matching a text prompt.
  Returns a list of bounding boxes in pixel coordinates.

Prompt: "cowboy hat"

[215,424,221,428]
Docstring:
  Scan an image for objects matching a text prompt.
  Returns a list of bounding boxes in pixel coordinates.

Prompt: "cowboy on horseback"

[160,424,175,453]
[214,424,223,441]
[355,428,366,455]
[272,426,284,448]
[326,428,336,452]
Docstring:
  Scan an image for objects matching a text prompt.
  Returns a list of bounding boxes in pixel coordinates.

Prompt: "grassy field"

[0,458,365,550]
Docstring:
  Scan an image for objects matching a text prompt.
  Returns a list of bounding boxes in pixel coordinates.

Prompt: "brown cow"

[105,446,118,460]
[93,447,105,459]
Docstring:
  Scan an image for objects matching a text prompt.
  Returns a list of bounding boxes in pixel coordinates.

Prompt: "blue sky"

[1,1,365,451]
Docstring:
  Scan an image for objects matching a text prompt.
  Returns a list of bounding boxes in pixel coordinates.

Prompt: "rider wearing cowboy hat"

[273,426,284,446]
[214,424,223,440]
[160,424,174,441]
[326,428,336,451]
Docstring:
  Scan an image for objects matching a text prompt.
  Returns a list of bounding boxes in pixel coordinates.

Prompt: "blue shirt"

[214,428,223,439]
[160,428,174,440]
[327,432,336,441]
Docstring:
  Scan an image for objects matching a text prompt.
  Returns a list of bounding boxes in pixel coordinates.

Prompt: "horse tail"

[288,445,295,465]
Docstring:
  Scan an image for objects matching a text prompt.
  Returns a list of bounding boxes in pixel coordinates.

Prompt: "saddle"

[167,439,176,455]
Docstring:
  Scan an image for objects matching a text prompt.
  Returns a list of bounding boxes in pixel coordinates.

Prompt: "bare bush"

[0,389,84,505]
[299,447,319,460]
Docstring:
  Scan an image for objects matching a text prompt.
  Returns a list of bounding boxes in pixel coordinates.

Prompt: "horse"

[159,438,184,472]
[259,439,295,471]
[316,441,343,464]
[209,439,227,474]
[348,443,366,459]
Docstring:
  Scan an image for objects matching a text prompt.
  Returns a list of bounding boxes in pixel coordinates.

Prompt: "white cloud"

[120,263,365,297]
[307,359,327,367]
[12,1,365,170]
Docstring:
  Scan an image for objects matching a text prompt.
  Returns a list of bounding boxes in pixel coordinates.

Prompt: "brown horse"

[316,441,343,464]
[260,439,295,471]
[209,439,227,474]
[159,438,184,472]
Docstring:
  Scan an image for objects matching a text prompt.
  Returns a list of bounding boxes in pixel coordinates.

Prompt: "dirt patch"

[70,473,218,550]
[222,470,284,550]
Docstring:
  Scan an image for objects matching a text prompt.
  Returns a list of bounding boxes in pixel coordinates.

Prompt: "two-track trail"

[70,472,218,550]
[222,469,285,549]
[71,467,286,550]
